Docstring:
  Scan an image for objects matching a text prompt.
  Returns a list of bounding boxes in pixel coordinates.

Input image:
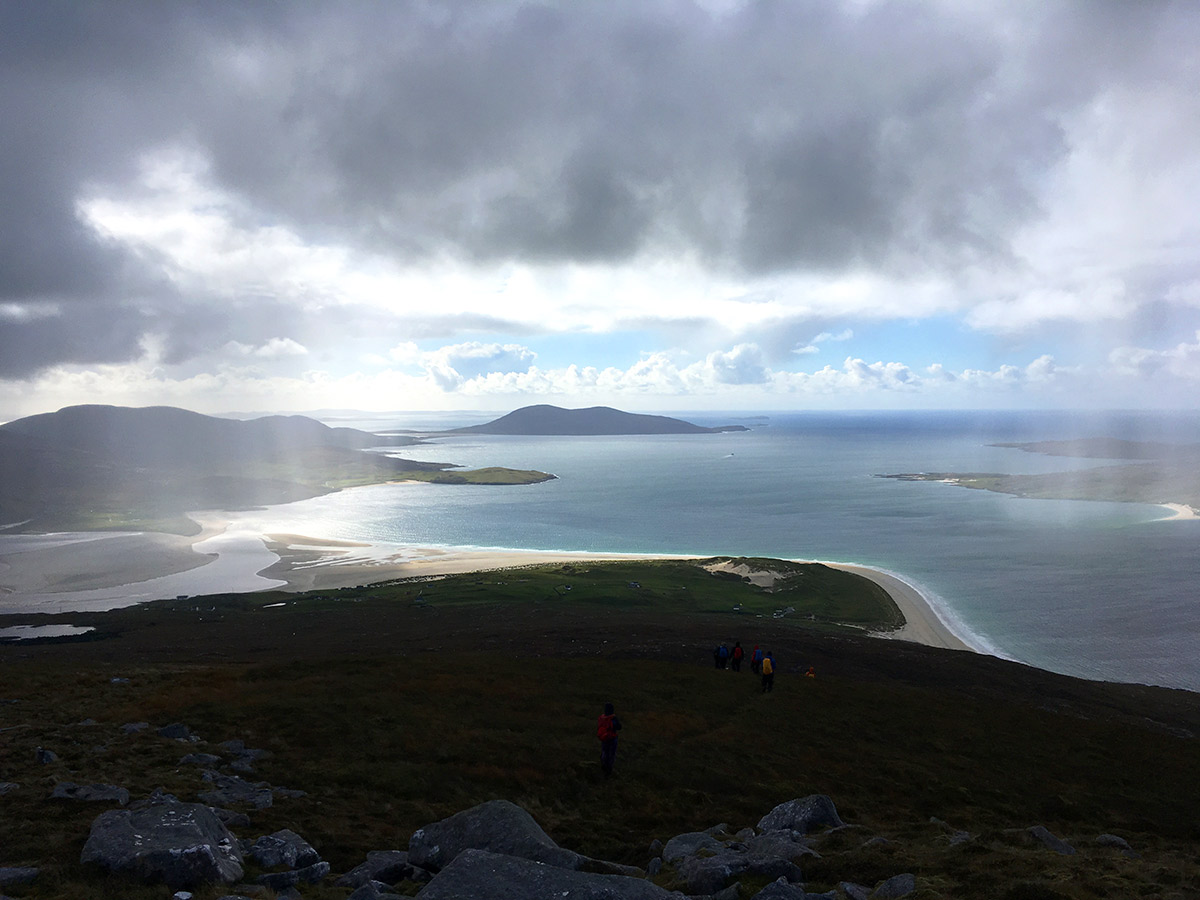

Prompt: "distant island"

[451,404,749,435]
[881,438,1200,512]
[0,405,554,535]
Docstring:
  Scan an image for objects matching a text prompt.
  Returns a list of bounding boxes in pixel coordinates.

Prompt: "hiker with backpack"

[731,641,744,672]
[761,652,775,693]
[751,645,764,674]
[597,702,623,776]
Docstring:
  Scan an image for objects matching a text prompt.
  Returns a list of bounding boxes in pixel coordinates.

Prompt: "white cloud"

[1109,331,1200,380]
[794,328,854,355]
[225,338,309,359]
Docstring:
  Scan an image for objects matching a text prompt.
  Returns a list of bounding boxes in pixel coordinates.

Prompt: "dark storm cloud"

[2,0,1197,377]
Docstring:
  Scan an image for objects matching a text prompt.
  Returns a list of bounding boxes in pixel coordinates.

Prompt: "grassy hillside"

[1,561,1197,899]
[0,406,554,534]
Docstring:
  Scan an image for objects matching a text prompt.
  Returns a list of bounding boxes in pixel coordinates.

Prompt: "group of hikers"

[597,642,814,776]
[713,641,776,691]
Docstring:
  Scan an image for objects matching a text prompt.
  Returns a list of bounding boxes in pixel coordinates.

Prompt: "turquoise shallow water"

[226,410,1200,692]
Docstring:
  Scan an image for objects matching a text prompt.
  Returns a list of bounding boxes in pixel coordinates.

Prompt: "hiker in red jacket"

[597,702,623,776]
[730,642,744,672]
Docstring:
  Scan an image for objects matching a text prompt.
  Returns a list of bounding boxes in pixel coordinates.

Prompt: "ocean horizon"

[4,409,1199,692]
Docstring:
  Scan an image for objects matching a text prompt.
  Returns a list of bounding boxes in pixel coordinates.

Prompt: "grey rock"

[50,782,130,805]
[1028,825,1076,856]
[648,838,664,856]
[335,850,411,888]
[78,718,98,726]
[929,816,972,846]
[256,861,329,889]
[1096,833,1131,850]
[0,782,19,795]
[35,747,57,764]
[712,884,741,900]
[647,857,662,877]
[746,831,819,862]
[173,892,193,900]
[121,721,150,733]
[180,753,222,767]
[758,796,845,835]
[734,827,756,841]
[247,829,321,869]
[415,849,678,900]
[220,740,248,753]
[662,831,724,863]
[706,822,731,836]
[839,884,871,900]
[677,849,751,895]
[198,771,274,809]
[110,677,131,684]
[211,807,252,829]
[408,799,586,873]
[158,723,193,740]
[0,868,39,887]
[348,881,404,900]
[871,873,915,898]
[753,876,808,900]
[80,796,243,887]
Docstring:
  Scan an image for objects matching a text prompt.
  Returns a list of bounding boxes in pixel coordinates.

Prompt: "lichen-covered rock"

[246,829,321,869]
[80,796,243,887]
[757,796,845,835]
[414,849,677,900]
[335,850,412,888]
[198,771,275,809]
[662,831,724,863]
[408,800,584,873]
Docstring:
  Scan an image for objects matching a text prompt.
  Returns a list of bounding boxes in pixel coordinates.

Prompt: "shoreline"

[0,520,974,654]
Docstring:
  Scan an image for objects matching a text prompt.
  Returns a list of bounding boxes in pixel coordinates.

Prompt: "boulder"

[662,831,725,864]
[871,873,915,898]
[335,850,412,888]
[745,831,819,862]
[0,868,39,887]
[753,878,808,900]
[757,796,845,835]
[198,771,275,809]
[121,722,150,734]
[35,747,57,764]
[1027,825,1075,856]
[80,796,244,887]
[256,861,330,890]
[349,881,405,900]
[246,829,321,869]
[180,753,222,767]
[415,849,678,900]
[677,848,802,896]
[49,782,130,805]
[408,800,585,873]
[0,783,19,795]
[158,723,194,741]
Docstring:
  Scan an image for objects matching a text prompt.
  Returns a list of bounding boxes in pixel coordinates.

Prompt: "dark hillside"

[452,404,749,435]
[1,567,1197,899]
[0,406,552,533]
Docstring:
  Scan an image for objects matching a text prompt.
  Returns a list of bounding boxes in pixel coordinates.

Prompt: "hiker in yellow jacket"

[761,652,775,693]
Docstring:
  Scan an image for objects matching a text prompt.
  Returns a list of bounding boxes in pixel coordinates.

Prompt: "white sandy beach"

[0,517,973,653]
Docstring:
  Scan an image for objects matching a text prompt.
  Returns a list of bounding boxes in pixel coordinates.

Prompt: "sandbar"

[0,519,976,655]
[1159,503,1198,521]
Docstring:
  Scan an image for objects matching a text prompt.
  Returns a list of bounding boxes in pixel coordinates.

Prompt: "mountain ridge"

[451,404,749,435]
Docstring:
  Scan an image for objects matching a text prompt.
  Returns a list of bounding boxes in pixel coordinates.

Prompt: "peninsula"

[450,404,750,435]
[881,437,1200,512]
[0,405,554,535]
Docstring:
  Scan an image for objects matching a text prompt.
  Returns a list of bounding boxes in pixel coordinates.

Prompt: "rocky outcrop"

[244,829,320,869]
[414,849,677,900]
[757,795,845,835]
[80,794,244,887]
[336,850,415,888]
[1027,825,1075,856]
[408,799,633,875]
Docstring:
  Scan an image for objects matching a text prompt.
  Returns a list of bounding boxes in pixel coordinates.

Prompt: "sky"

[2,0,1199,420]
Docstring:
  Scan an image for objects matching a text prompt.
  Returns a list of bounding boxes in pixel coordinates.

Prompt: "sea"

[6,409,1200,692]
